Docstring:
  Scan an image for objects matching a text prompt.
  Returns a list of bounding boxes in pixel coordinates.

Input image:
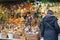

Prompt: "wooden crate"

[2,33,7,38]
[26,34,39,40]
[14,34,26,40]
[14,34,20,39]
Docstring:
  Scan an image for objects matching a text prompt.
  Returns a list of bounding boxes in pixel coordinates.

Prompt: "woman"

[41,10,60,40]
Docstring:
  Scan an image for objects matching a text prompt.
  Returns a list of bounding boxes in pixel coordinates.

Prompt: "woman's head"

[47,10,54,15]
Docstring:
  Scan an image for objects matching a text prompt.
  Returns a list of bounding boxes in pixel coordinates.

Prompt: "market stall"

[0,1,60,40]
[0,3,41,40]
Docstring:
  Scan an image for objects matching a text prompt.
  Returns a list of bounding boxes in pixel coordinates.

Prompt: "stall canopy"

[0,0,60,3]
[0,0,22,1]
[0,0,23,4]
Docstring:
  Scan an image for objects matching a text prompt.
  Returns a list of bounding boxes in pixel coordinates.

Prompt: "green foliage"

[40,0,60,2]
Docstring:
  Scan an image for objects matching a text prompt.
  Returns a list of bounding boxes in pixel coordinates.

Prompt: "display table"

[26,33,40,40]
[0,36,25,40]
[0,39,20,40]
[0,38,25,40]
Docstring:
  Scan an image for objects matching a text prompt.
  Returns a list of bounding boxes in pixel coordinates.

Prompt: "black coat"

[41,15,60,40]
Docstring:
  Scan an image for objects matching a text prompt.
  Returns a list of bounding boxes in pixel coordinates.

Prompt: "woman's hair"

[47,10,54,15]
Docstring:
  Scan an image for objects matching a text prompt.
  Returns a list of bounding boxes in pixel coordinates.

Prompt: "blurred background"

[0,0,60,40]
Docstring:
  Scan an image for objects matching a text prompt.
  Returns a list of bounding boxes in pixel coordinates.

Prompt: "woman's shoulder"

[43,16,57,22]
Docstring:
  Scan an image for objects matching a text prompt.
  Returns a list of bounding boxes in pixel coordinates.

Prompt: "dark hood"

[43,14,58,23]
